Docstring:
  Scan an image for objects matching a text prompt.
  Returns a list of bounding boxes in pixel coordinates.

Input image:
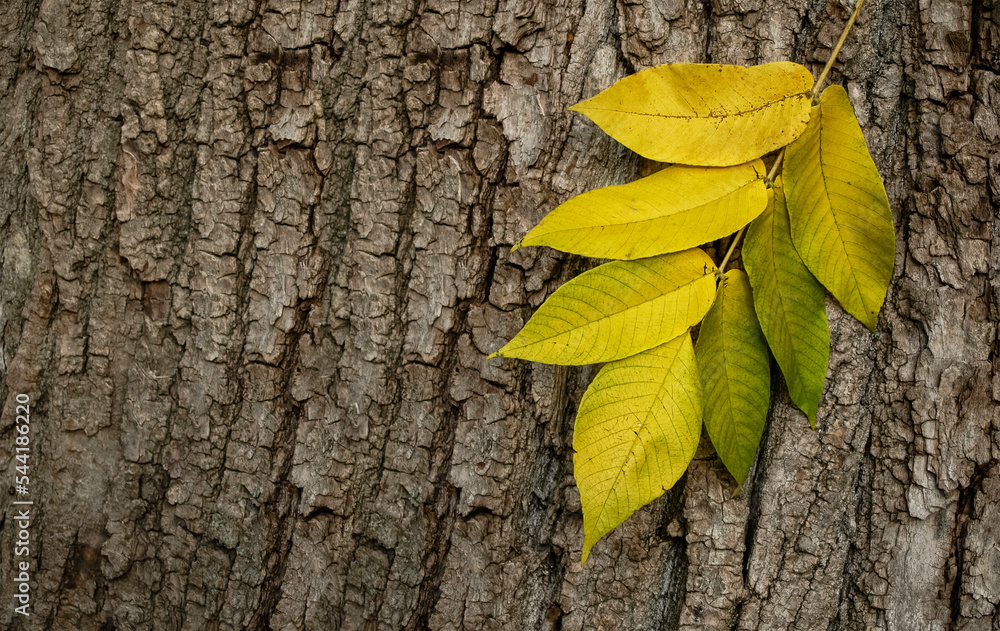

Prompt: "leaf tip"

[723,459,751,490]
[568,100,590,115]
[852,307,880,332]
[865,314,879,333]
[797,400,819,429]
[729,482,745,500]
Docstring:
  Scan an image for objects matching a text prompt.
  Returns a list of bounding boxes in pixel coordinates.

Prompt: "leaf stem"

[764,147,785,186]
[716,226,747,279]
[810,0,868,103]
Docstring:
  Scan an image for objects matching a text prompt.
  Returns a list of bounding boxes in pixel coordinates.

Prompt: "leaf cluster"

[490,57,896,563]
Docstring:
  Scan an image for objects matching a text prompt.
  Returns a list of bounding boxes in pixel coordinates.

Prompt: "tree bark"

[1,0,998,629]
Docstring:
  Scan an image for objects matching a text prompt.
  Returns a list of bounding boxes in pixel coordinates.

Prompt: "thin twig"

[717,1,868,280]
[765,147,786,186]
[716,226,747,278]
[811,0,868,103]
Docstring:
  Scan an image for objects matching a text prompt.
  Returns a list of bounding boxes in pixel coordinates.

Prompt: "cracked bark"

[1,0,998,629]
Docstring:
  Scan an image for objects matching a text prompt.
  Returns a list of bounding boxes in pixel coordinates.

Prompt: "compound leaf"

[570,62,814,167]
[490,250,717,365]
[514,160,769,260]
[744,177,829,427]
[783,85,895,331]
[574,333,702,563]
[696,270,770,486]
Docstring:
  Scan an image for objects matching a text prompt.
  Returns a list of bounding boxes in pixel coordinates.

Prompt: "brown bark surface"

[1,0,998,629]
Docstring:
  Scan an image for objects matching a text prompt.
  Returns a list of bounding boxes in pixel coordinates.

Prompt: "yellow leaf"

[574,333,702,563]
[490,250,717,366]
[695,270,770,486]
[513,161,769,259]
[783,85,895,331]
[570,62,814,167]
[743,177,829,426]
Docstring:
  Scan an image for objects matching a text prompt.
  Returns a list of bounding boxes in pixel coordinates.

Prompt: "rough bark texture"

[1,0,998,629]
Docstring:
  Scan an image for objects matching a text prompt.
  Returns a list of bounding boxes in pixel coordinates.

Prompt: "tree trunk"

[1,0,998,629]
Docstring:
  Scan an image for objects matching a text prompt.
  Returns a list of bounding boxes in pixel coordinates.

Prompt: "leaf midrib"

[578,91,811,121]
[715,285,741,459]
[530,179,763,237]
[814,100,868,315]
[512,274,712,352]
[765,203,798,372]
[591,345,685,530]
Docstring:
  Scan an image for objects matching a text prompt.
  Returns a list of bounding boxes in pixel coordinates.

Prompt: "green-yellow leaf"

[574,333,702,563]
[744,177,829,427]
[513,161,769,259]
[783,85,895,331]
[569,62,814,167]
[695,270,770,486]
[491,250,717,365]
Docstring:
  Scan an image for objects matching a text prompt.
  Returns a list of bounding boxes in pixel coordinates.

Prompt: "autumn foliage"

[491,40,895,562]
